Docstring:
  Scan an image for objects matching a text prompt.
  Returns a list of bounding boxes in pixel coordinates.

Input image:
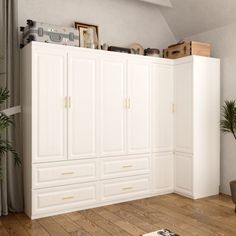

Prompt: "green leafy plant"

[221,100,236,140]
[0,88,21,176]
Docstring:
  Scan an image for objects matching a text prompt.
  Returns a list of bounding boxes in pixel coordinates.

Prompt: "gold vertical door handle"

[64,96,68,108]
[172,103,175,113]
[124,98,131,109]
[124,98,127,109]
[127,98,131,109]
[69,96,71,108]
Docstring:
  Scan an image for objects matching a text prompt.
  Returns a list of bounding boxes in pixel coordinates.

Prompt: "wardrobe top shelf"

[21,42,219,65]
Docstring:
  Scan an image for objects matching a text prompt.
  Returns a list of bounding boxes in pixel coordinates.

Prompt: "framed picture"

[74,22,100,49]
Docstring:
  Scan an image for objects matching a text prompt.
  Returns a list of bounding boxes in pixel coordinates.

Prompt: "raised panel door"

[152,64,173,153]
[153,154,173,193]
[175,153,193,196]
[174,62,193,153]
[68,52,98,159]
[32,49,67,163]
[127,60,151,154]
[100,56,126,156]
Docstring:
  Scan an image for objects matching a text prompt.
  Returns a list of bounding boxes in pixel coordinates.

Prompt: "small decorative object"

[143,229,179,236]
[220,100,236,213]
[74,21,99,49]
[144,48,160,57]
[108,46,131,54]
[128,43,144,55]
[102,43,109,50]
[0,88,21,178]
[84,27,97,49]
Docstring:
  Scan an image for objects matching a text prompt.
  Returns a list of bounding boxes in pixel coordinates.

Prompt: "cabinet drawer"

[101,155,150,179]
[32,182,98,216]
[32,160,98,189]
[101,176,150,202]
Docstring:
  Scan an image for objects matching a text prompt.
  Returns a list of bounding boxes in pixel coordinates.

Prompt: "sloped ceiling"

[159,0,236,39]
[139,0,172,7]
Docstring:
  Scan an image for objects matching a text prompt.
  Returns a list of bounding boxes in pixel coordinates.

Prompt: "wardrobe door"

[127,59,151,154]
[68,52,98,159]
[175,153,193,196]
[153,153,174,193]
[152,64,173,153]
[32,49,67,163]
[174,62,193,153]
[100,56,127,156]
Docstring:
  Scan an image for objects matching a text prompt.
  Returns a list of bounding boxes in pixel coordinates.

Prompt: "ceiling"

[139,0,172,7]
[159,0,236,39]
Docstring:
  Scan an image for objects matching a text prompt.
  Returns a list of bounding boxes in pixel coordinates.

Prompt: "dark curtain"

[0,0,23,215]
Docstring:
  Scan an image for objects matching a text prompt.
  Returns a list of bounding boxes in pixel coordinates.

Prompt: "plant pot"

[230,181,236,212]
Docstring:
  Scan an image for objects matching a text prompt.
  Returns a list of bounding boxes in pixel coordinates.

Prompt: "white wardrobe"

[174,57,220,199]
[21,42,220,219]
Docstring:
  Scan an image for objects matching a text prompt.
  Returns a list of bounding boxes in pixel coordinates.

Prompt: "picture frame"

[74,21,100,49]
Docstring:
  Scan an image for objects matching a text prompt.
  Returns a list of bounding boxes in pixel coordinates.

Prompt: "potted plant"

[0,88,21,177]
[221,100,236,212]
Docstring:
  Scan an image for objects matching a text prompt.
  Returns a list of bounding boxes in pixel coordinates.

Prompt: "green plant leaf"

[0,88,9,105]
[221,100,236,140]
[0,87,21,179]
[0,139,21,166]
[0,112,13,131]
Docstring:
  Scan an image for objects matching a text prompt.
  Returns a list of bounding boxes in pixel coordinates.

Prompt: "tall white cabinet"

[174,56,220,199]
[22,42,220,219]
[151,63,174,194]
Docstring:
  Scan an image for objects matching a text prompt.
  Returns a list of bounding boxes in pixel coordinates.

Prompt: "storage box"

[163,41,211,59]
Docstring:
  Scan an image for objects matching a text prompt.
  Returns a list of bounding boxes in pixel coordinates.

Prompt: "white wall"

[18,0,176,50]
[160,0,236,40]
[188,23,236,195]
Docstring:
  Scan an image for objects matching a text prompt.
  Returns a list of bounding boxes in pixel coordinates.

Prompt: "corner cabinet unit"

[21,42,220,219]
[174,56,220,199]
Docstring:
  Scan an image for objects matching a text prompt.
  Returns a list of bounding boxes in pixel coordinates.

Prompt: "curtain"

[0,0,23,215]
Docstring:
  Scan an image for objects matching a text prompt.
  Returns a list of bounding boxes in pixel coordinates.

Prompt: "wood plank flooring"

[1,194,236,236]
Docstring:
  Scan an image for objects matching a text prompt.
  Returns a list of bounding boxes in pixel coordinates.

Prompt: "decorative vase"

[230,181,236,212]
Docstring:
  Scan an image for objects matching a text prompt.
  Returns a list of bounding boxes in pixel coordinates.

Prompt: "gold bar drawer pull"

[61,172,74,176]
[122,187,133,191]
[62,196,74,201]
[122,165,133,169]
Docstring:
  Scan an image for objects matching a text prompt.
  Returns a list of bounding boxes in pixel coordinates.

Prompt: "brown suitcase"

[163,41,211,59]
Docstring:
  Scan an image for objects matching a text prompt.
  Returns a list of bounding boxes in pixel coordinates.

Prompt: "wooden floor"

[1,194,236,236]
